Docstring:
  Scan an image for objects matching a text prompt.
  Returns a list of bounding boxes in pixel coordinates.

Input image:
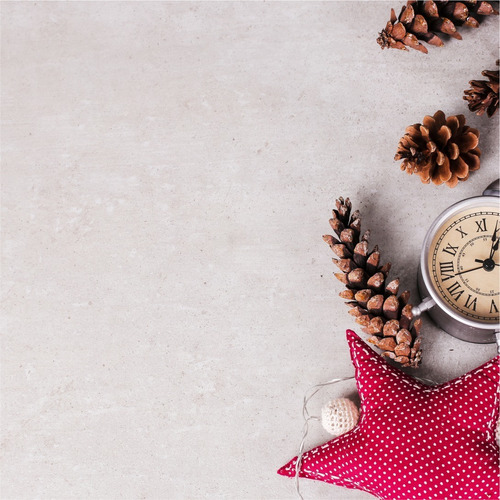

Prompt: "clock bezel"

[420,195,500,331]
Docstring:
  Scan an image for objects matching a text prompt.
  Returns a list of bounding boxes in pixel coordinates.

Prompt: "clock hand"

[454,265,484,276]
[474,259,500,266]
[490,220,499,259]
[490,239,499,259]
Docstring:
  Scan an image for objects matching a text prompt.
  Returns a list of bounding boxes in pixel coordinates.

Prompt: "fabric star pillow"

[278,330,500,499]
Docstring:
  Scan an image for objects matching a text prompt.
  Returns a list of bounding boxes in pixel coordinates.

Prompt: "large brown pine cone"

[395,110,480,188]
[377,1,498,53]
[464,62,499,117]
[323,197,422,368]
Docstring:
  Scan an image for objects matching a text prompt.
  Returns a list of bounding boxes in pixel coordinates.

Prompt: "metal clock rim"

[419,194,500,331]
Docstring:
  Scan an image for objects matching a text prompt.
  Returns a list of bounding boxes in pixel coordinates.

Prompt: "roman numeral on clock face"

[475,218,487,232]
[491,300,499,314]
[455,226,468,238]
[464,294,477,311]
[442,243,459,256]
[439,261,455,281]
[446,281,464,301]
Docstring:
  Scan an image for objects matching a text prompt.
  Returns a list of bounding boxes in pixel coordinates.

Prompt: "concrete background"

[1,2,498,499]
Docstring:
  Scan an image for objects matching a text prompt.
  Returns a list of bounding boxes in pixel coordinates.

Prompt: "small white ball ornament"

[321,397,359,436]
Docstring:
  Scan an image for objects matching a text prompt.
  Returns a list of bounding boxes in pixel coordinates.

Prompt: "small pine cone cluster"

[395,110,480,188]
[377,1,498,53]
[464,62,499,117]
[323,197,422,368]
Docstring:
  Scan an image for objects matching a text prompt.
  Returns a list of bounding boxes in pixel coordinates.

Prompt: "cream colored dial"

[428,207,500,323]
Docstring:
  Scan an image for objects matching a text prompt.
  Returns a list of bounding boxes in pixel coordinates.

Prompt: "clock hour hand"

[474,258,500,266]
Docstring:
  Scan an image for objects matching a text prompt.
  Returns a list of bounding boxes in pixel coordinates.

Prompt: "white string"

[295,376,355,500]
[415,375,438,386]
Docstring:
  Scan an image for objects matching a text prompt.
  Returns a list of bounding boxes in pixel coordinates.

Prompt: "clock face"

[428,206,500,324]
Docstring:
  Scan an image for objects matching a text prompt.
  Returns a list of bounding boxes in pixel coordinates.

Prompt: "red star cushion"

[278,330,500,499]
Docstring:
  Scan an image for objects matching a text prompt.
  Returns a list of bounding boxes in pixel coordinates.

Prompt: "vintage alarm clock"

[412,179,500,343]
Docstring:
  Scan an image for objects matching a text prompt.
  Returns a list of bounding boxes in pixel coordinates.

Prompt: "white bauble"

[321,398,359,436]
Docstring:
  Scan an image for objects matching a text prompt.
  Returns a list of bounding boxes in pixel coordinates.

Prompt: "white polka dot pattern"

[278,330,500,499]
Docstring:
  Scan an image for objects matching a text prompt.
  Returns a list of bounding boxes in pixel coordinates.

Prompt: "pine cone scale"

[477,1,497,15]
[461,151,480,171]
[445,115,460,134]
[441,17,462,38]
[355,289,372,306]
[447,143,459,160]
[458,130,479,151]
[449,2,468,21]
[453,156,469,178]
[411,14,429,33]
[367,295,384,315]
[423,1,438,17]
[436,125,452,145]
[435,150,445,165]
[392,21,407,39]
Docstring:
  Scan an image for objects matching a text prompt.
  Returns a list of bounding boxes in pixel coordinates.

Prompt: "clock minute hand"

[454,265,484,276]
[490,220,499,259]
[490,239,499,259]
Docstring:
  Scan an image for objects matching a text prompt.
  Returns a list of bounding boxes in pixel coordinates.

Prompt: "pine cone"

[464,62,499,117]
[395,110,480,188]
[377,1,499,53]
[323,197,422,368]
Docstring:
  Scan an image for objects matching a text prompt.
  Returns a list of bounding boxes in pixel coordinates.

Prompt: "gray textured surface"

[1,2,499,499]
